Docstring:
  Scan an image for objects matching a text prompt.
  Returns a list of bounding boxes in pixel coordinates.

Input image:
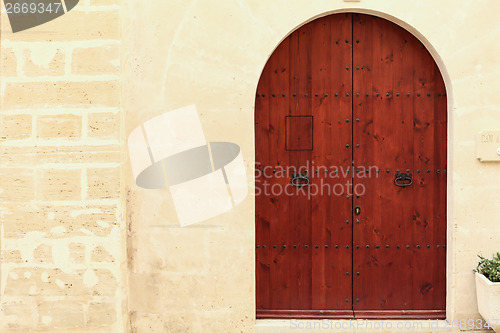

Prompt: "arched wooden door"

[255,13,447,319]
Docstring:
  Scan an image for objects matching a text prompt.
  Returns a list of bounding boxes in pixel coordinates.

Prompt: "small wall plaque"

[477,130,500,162]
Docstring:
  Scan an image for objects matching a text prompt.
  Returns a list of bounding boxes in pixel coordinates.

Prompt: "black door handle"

[291,172,309,188]
[394,172,413,187]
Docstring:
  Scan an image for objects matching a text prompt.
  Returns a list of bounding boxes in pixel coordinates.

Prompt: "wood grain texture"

[352,13,447,314]
[255,13,446,319]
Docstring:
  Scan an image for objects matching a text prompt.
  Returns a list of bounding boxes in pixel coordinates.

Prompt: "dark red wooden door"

[351,14,447,318]
[255,13,446,319]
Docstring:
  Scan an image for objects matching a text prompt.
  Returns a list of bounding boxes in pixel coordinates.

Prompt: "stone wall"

[0,0,126,331]
[1,0,500,332]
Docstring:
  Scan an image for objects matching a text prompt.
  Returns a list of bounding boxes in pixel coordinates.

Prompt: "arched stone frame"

[252,8,454,321]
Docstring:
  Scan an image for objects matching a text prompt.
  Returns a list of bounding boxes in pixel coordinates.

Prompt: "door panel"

[256,13,353,318]
[352,14,446,316]
[255,13,446,319]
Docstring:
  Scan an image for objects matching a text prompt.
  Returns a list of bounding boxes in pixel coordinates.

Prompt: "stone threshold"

[255,319,493,333]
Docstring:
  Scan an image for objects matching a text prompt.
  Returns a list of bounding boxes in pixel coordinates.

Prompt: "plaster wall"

[123,0,500,332]
[0,0,498,332]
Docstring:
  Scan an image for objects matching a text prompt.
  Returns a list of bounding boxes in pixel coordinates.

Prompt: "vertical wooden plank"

[290,20,313,310]
[309,13,353,311]
[309,16,330,310]
[412,39,436,310]
[255,56,272,311]
[433,65,448,310]
[268,35,291,310]
[255,34,292,311]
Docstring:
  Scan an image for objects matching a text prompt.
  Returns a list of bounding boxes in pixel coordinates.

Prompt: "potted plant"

[474,252,500,333]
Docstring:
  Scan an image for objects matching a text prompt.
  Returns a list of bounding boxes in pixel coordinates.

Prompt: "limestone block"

[37,301,84,329]
[86,302,117,328]
[0,167,35,201]
[86,167,121,200]
[0,114,32,140]
[37,114,82,139]
[36,169,81,201]
[72,46,119,75]
[1,47,17,76]
[2,81,120,108]
[87,112,120,139]
[24,48,65,77]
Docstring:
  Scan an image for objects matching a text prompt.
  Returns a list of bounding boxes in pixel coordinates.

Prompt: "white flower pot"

[475,272,500,333]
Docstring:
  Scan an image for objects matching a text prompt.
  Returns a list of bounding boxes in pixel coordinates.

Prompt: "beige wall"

[0,0,126,332]
[123,0,500,332]
[1,0,500,332]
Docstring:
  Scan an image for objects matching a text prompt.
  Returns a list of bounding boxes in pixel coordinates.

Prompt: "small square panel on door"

[285,116,313,151]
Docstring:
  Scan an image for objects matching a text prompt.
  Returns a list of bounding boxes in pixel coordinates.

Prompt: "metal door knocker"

[291,172,309,188]
[394,172,413,187]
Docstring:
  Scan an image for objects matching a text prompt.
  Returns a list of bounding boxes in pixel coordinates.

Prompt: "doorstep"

[255,319,493,333]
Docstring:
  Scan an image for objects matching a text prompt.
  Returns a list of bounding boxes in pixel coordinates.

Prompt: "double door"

[255,13,447,319]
